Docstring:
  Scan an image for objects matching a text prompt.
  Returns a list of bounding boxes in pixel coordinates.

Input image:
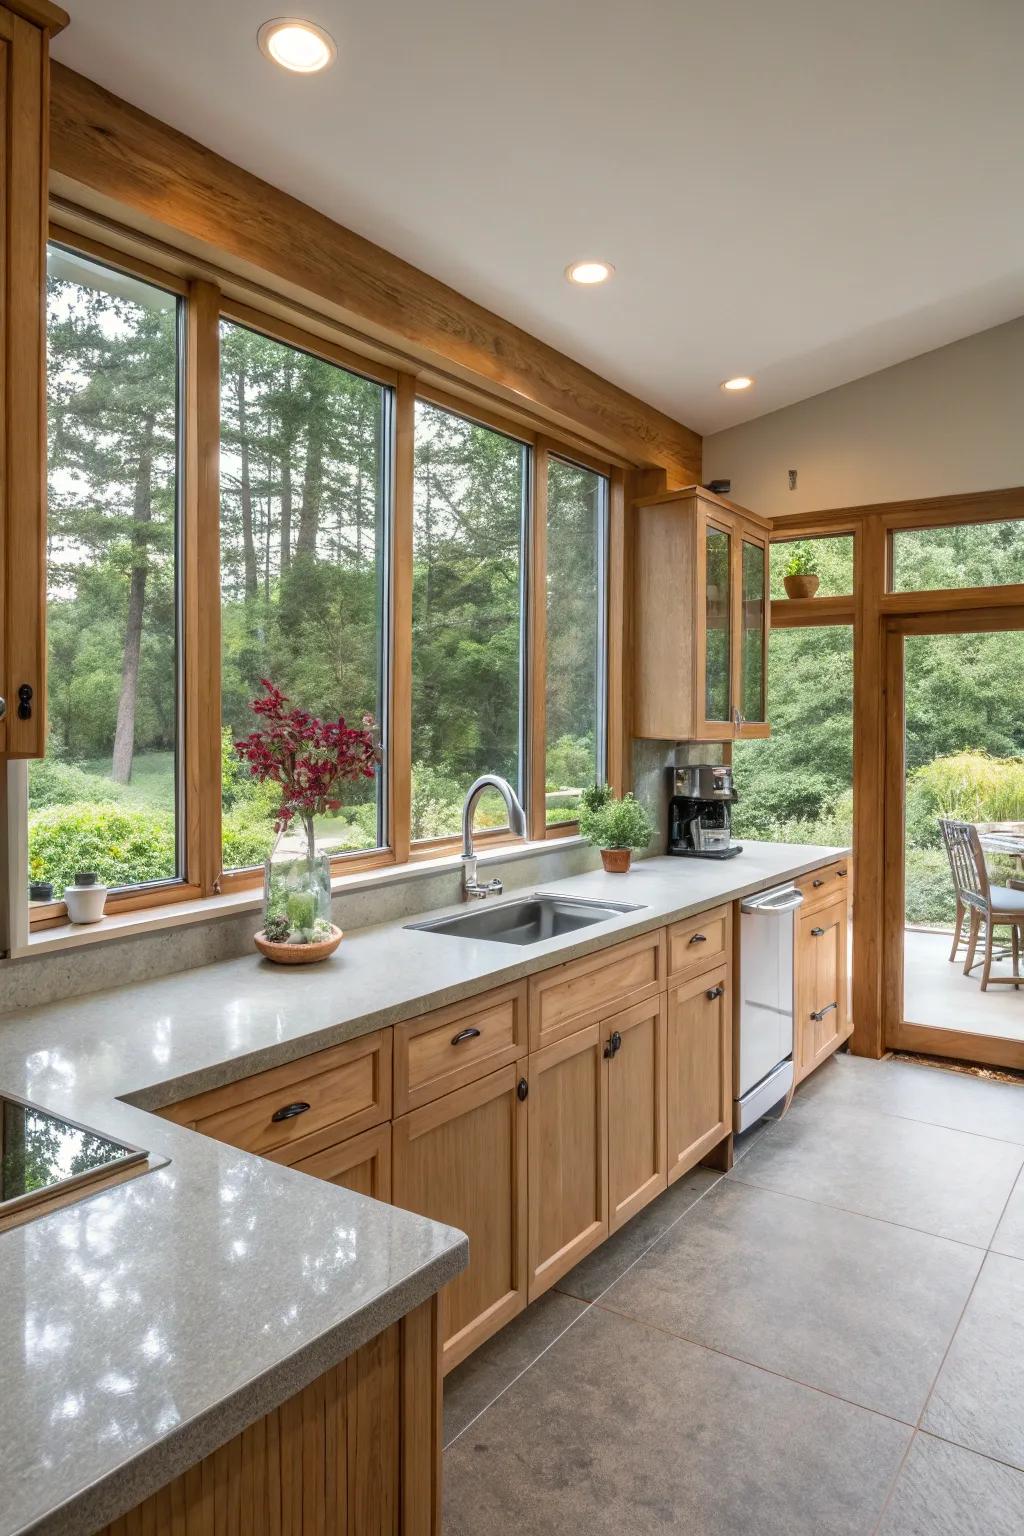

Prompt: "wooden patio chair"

[939,818,1024,990]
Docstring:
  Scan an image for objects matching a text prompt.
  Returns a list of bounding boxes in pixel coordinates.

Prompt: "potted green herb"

[579,785,654,873]
[782,548,820,599]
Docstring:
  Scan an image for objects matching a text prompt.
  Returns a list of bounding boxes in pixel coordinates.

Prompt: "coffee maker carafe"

[667,765,741,859]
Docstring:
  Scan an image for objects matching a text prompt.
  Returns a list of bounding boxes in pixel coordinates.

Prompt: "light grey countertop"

[0,842,844,1536]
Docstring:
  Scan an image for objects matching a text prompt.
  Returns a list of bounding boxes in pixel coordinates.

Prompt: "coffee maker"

[667,764,741,859]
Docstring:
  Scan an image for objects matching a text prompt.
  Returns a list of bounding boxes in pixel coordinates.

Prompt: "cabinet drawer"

[797,860,851,912]
[275,1121,393,1204]
[667,905,731,981]
[394,983,527,1114]
[159,1029,392,1157]
[528,930,666,1051]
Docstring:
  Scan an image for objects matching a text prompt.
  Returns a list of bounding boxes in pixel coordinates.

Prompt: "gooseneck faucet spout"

[461,774,528,899]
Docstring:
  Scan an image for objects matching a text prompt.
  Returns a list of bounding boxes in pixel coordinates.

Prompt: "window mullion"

[184,278,224,896]
[390,373,415,863]
[526,441,550,841]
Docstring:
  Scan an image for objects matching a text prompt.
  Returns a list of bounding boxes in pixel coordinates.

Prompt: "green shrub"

[905,848,958,927]
[545,734,596,794]
[29,804,175,897]
[906,751,1024,843]
[221,805,276,871]
[28,758,122,811]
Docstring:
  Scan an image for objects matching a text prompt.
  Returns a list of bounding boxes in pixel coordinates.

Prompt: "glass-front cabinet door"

[737,535,770,735]
[702,520,733,730]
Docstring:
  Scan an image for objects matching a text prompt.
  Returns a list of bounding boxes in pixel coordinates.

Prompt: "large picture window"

[30,246,182,902]
[219,321,388,869]
[411,401,528,840]
[545,456,608,824]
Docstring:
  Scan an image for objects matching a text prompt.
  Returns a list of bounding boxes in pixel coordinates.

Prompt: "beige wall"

[703,317,1024,519]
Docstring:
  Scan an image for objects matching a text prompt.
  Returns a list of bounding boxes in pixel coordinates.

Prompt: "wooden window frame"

[29,215,619,931]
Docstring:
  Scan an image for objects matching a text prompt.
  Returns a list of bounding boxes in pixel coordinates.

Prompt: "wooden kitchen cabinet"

[795,893,850,1082]
[527,1023,607,1300]
[665,962,731,1183]
[633,486,771,742]
[605,995,667,1232]
[283,1121,392,1203]
[0,1,66,758]
[393,1062,528,1372]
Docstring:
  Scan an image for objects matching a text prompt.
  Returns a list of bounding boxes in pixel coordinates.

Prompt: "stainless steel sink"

[405,892,645,946]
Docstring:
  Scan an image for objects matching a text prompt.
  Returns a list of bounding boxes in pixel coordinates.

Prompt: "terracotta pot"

[601,848,632,874]
[783,573,820,599]
[254,924,343,965]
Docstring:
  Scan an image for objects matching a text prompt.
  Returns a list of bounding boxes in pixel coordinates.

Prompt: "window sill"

[15,835,589,959]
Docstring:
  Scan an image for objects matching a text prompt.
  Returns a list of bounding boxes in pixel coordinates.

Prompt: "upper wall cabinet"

[0,0,66,758]
[633,486,771,742]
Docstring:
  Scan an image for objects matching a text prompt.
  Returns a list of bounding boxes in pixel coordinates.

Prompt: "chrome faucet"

[461,774,527,899]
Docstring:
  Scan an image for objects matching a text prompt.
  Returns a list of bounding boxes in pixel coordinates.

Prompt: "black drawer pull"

[451,1026,481,1046]
[706,984,725,1000]
[271,1101,311,1123]
[604,1030,623,1059]
[810,1002,838,1023]
[811,926,825,937]
[688,933,707,945]
[517,1077,529,1102]
[812,878,825,888]
[837,868,848,877]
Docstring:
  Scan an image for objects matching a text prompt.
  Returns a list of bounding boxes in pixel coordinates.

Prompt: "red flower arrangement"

[234,680,380,846]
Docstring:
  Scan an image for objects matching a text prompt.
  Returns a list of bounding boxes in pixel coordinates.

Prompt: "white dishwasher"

[735,882,805,1132]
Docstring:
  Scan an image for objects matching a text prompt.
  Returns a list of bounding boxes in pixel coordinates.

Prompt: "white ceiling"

[54,0,1024,434]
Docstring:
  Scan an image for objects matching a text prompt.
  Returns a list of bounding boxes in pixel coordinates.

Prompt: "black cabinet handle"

[812,878,825,888]
[810,1002,838,1023]
[706,984,725,1000]
[604,1030,622,1059]
[271,1101,311,1123]
[688,933,707,945]
[811,926,825,937]
[517,1077,529,1102]
[837,868,848,877]
[451,1026,481,1046]
[16,683,33,721]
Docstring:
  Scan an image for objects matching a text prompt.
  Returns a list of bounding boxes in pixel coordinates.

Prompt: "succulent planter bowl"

[783,573,820,599]
[254,924,344,965]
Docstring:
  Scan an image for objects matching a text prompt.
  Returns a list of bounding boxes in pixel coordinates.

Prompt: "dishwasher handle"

[741,886,805,915]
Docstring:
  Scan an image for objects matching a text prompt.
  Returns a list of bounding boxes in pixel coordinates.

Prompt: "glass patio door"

[883,611,1024,1071]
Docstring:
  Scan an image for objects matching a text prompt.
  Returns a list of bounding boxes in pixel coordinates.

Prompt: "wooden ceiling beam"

[48,64,702,481]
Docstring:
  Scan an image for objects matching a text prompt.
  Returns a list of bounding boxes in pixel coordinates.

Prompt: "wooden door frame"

[882,605,1024,1071]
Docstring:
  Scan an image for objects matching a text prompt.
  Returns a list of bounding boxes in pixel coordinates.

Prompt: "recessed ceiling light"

[721,376,754,392]
[566,260,614,286]
[258,17,337,73]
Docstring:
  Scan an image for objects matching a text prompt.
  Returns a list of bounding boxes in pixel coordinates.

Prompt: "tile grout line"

[726,1164,1016,1254]
[443,1167,731,1451]
[787,1094,1024,1150]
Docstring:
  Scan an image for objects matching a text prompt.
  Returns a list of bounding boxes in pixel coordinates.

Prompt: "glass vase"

[262,820,332,943]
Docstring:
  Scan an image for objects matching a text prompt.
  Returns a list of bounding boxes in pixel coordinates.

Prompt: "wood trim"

[416,380,535,446]
[547,438,614,479]
[891,604,1024,636]
[49,64,701,480]
[888,1020,1024,1074]
[400,1297,442,1536]
[217,847,396,895]
[606,468,627,793]
[770,595,855,628]
[879,584,1024,616]
[527,440,549,840]
[773,486,1024,530]
[220,294,400,389]
[851,514,886,1057]
[49,218,191,293]
[184,278,223,895]
[4,1,67,33]
[634,482,772,531]
[390,373,414,863]
[29,879,205,930]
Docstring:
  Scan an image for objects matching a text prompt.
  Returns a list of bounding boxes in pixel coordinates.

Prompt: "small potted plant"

[579,784,654,873]
[782,548,820,599]
[235,680,380,964]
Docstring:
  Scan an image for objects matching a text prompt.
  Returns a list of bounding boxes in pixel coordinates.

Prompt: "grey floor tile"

[444,1305,910,1536]
[992,1170,1024,1260]
[443,1290,586,1445]
[730,1100,1023,1246]
[555,1165,720,1302]
[876,1433,1024,1536]
[794,1053,1024,1145]
[733,1117,772,1162]
[923,1252,1024,1470]
[598,1179,980,1421]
